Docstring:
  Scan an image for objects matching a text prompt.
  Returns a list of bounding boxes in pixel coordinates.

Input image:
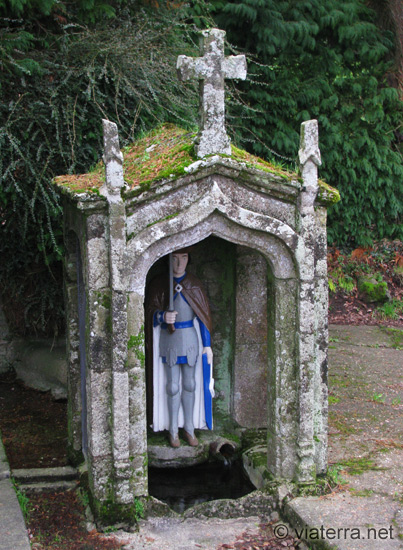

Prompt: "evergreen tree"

[213,0,403,246]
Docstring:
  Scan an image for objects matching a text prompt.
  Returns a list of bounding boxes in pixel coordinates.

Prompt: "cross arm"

[222,55,247,80]
[177,55,199,81]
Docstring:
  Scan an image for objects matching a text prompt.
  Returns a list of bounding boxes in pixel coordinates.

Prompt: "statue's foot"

[169,433,180,448]
[183,430,198,447]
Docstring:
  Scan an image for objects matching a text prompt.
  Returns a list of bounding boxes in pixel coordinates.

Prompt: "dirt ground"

[0,370,67,469]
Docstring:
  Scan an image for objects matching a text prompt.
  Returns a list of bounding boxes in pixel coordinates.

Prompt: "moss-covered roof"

[53,123,340,205]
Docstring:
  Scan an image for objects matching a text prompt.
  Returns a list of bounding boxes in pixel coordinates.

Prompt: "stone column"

[313,204,329,475]
[267,274,299,479]
[102,120,132,504]
[296,120,322,483]
[64,230,82,463]
[84,205,112,502]
[233,247,268,427]
[127,290,148,497]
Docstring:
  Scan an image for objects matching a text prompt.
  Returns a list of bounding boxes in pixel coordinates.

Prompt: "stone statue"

[146,248,214,447]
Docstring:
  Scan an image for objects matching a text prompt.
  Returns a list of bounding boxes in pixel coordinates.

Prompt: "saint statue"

[145,248,214,447]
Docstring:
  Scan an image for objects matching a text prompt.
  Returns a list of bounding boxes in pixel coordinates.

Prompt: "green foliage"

[372,392,385,403]
[0,1,205,335]
[376,298,403,320]
[327,463,347,486]
[328,265,356,294]
[12,479,31,521]
[212,0,403,246]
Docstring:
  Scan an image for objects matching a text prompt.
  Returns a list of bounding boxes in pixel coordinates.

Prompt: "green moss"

[221,432,241,445]
[339,456,385,475]
[329,375,350,388]
[349,488,374,497]
[101,293,111,309]
[317,179,341,205]
[248,449,268,469]
[95,498,144,526]
[357,276,389,303]
[128,325,145,366]
[242,428,267,450]
[381,327,403,349]
[229,145,296,180]
[54,124,341,199]
[147,430,169,446]
[329,412,358,435]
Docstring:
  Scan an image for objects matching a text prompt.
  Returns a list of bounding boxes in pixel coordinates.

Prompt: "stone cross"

[177,28,247,158]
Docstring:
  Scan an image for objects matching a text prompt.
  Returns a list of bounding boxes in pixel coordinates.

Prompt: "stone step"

[12,466,78,485]
[17,480,78,492]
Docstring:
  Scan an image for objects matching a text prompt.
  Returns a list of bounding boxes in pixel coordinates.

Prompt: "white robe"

[152,318,214,432]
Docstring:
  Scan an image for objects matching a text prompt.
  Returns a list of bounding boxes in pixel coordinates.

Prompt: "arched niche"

[127,215,300,479]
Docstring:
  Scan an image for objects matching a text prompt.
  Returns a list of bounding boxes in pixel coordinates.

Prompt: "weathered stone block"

[87,238,109,289]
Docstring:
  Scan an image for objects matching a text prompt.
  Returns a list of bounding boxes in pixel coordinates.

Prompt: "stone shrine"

[54,28,340,522]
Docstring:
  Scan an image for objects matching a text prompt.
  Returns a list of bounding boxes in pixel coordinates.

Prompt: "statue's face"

[172,253,189,277]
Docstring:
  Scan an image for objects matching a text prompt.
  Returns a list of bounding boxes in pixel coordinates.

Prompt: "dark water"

[148,459,255,513]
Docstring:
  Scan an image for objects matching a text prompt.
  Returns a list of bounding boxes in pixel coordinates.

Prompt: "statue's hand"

[164,311,177,324]
[203,346,213,365]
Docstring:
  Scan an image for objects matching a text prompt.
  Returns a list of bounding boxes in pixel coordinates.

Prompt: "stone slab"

[286,493,402,549]
[12,338,67,399]
[17,480,78,492]
[329,324,401,349]
[148,431,236,468]
[0,479,30,550]
[115,516,266,550]
[12,466,78,483]
[242,445,268,490]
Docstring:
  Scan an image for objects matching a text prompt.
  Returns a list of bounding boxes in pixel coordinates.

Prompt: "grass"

[372,393,386,404]
[329,374,351,388]
[327,463,348,486]
[376,299,403,320]
[329,412,359,435]
[349,488,374,497]
[12,479,30,522]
